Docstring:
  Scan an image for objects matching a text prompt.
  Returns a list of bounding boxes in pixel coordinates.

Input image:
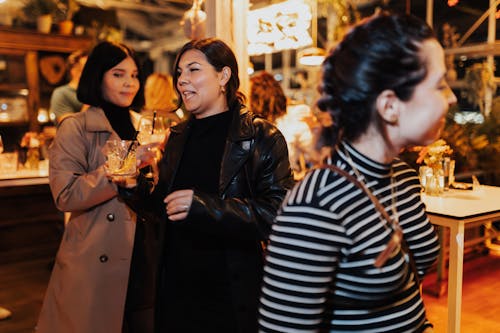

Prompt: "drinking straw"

[151,110,157,134]
[119,131,139,169]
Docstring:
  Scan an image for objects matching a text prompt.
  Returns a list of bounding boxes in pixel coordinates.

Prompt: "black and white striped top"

[258,141,440,333]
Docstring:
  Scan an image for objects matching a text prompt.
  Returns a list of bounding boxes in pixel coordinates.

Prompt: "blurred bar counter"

[0,161,62,265]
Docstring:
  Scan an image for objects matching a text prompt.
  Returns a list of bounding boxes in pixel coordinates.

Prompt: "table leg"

[446,221,465,333]
[436,226,447,296]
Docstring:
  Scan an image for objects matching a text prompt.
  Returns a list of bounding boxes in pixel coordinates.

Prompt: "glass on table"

[419,166,432,190]
[443,157,455,191]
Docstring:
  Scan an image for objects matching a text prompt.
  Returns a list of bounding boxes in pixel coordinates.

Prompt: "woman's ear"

[376,89,400,125]
[220,66,231,86]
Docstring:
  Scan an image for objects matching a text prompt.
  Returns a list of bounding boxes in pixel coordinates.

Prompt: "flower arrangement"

[416,139,453,170]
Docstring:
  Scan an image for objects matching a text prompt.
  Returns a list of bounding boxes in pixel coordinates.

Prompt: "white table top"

[422,185,500,219]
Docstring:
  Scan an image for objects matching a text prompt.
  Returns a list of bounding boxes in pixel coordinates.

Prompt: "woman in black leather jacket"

[129,38,294,333]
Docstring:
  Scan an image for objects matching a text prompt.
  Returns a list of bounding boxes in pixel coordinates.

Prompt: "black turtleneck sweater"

[160,110,237,332]
[101,101,136,140]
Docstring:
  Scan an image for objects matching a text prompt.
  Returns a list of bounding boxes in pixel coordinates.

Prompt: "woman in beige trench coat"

[37,41,146,333]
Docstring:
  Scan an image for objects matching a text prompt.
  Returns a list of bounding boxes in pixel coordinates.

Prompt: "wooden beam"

[444,41,500,57]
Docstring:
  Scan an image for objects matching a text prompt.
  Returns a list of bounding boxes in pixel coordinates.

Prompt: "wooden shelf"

[0,27,93,53]
[0,83,28,92]
[0,28,93,131]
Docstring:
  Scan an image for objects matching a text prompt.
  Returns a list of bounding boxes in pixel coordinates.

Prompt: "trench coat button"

[99,255,108,263]
[106,213,115,222]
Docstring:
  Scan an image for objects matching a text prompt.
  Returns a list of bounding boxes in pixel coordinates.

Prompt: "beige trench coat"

[37,107,138,333]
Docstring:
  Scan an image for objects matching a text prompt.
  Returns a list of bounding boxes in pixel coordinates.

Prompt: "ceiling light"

[297,0,325,66]
[297,46,326,66]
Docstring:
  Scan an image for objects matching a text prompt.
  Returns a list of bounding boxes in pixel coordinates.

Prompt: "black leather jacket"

[157,104,294,240]
[129,103,294,333]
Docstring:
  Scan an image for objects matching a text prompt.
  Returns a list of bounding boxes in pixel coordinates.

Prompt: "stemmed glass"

[136,113,170,182]
[137,114,169,145]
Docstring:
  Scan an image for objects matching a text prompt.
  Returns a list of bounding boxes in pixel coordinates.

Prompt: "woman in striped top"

[258,12,457,333]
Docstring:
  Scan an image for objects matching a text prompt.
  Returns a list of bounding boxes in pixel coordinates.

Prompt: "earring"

[388,115,398,124]
[221,85,226,93]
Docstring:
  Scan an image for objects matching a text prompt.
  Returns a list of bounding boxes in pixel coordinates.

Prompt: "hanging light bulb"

[181,0,207,39]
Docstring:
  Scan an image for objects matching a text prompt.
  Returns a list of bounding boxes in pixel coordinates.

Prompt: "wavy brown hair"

[249,72,287,123]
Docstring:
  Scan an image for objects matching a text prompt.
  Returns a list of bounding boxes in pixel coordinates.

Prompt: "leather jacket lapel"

[162,121,191,194]
[219,107,255,195]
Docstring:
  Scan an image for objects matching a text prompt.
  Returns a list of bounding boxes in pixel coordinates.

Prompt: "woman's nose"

[124,77,137,87]
[177,73,188,85]
[447,87,457,105]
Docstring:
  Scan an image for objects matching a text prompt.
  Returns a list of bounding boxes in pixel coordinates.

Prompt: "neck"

[193,97,229,119]
[68,79,79,89]
[349,126,400,164]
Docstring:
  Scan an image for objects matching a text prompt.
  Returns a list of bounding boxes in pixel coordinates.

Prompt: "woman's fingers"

[164,189,193,220]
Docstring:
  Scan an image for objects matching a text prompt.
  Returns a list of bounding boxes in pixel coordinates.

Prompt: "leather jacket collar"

[163,103,256,196]
[170,104,254,143]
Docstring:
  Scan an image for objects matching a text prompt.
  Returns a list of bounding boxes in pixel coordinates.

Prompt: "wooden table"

[422,185,500,333]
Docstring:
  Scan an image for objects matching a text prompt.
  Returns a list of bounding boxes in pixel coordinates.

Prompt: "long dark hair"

[77,41,145,109]
[317,12,435,146]
[172,38,246,110]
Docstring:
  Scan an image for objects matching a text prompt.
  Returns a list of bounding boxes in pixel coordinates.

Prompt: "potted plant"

[22,0,58,33]
[55,0,79,35]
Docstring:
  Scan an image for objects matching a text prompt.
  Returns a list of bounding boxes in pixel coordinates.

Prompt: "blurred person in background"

[259,12,456,333]
[249,71,320,180]
[141,72,185,125]
[37,41,154,333]
[49,49,89,125]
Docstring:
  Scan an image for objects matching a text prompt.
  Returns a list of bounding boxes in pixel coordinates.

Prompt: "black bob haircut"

[77,41,145,110]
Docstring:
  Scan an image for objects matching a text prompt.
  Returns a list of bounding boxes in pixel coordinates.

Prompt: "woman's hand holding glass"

[103,139,140,188]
